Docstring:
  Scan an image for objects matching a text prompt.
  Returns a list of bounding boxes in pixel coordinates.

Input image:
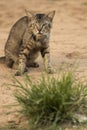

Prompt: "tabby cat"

[5,10,55,76]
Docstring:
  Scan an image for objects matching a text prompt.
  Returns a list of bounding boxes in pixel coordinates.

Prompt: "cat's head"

[25,10,55,41]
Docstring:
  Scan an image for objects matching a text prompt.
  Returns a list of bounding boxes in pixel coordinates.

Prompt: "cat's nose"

[38,32,41,34]
[38,29,42,34]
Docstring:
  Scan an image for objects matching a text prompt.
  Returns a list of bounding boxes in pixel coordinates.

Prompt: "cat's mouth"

[36,34,42,39]
[33,34,46,41]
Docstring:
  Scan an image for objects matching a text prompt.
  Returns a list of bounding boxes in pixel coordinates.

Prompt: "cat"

[4,10,55,76]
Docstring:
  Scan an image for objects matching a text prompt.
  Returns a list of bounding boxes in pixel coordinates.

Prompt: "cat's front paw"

[46,67,56,74]
[15,71,22,76]
[15,68,28,76]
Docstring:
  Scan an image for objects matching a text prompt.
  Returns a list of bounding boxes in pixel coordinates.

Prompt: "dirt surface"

[0,0,87,128]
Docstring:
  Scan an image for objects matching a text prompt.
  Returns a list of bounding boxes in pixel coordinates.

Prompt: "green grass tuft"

[13,72,87,129]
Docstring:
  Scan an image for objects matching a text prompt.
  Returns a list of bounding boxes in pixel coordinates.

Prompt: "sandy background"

[0,0,87,127]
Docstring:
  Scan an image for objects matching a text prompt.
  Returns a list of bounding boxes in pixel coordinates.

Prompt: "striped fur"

[5,10,55,75]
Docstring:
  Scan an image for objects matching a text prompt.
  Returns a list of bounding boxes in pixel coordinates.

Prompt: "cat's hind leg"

[5,57,14,68]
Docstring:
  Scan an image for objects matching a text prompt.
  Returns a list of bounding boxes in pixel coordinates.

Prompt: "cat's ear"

[25,9,34,19]
[47,10,55,21]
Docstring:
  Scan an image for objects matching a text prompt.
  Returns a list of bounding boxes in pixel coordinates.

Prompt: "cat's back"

[6,16,28,41]
[5,16,28,55]
[11,16,28,33]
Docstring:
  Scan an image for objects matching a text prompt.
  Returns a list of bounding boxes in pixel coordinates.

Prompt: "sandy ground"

[0,0,87,127]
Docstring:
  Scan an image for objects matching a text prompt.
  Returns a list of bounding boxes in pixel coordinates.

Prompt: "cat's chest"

[31,41,48,51]
[34,41,42,48]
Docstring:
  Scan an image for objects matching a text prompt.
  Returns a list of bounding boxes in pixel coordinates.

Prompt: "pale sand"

[0,0,87,127]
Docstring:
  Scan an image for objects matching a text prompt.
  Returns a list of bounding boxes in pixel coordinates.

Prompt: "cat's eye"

[43,25,50,31]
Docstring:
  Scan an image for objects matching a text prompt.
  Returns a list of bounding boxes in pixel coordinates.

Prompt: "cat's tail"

[0,56,6,64]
